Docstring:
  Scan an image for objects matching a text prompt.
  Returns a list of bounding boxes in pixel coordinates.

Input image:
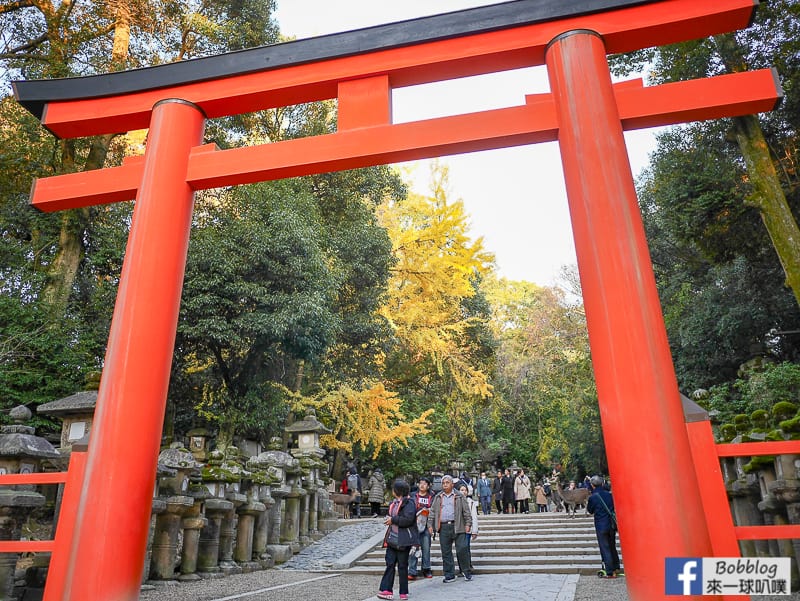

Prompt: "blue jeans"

[408,528,431,575]
[596,528,620,574]
[438,523,471,579]
[379,545,411,594]
[479,495,492,515]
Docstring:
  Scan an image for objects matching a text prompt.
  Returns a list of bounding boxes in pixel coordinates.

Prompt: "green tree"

[610,0,800,305]
[484,275,604,477]
[0,0,282,415]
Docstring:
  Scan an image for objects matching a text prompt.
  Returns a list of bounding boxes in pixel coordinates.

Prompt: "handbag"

[384,525,400,548]
[383,498,401,548]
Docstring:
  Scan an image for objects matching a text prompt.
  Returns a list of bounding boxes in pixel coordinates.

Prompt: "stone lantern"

[197,448,234,577]
[199,446,248,575]
[245,455,281,568]
[185,428,211,462]
[285,408,330,455]
[0,406,60,600]
[149,444,196,581]
[0,406,60,484]
[286,409,330,543]
[36,390,97,453]
[251,438,298,564]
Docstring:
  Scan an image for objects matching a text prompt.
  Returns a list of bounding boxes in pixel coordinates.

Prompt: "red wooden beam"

[0,472,68,485]
[30,68,781,212]
[0,540,55,552]
[31,156,143,212]
[716,440,800,457]
[735,525,800,540]
[38,0,755,139]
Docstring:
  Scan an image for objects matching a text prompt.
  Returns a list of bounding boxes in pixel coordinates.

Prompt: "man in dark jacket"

[427,474,473,583]
[586,475,622,578]
[476,472,492,516]
[491,470,503,514]
[501,468,515,513]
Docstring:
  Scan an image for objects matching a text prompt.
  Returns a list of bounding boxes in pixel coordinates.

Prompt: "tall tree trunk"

[40,135,115,317]
[733,114,800,307]
[714,33,800,307]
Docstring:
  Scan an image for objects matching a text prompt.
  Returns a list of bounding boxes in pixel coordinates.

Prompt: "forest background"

[1,0,800,483]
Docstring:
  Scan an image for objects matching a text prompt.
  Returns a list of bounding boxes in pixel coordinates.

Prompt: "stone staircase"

[347,511,622,575]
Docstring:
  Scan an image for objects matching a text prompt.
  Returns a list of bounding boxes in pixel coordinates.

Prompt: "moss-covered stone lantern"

[36,390,97,454]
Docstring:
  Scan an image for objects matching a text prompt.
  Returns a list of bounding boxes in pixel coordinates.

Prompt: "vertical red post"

[42,440,88,601]
[545,31,714,600]
[61,99,205,601]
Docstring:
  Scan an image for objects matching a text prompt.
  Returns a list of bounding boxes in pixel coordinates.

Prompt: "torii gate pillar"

[546,31,716,597]
[62,99,205,600]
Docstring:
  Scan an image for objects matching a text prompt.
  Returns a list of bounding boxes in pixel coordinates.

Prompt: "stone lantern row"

[0,396,339,598]
[144,436,330,583]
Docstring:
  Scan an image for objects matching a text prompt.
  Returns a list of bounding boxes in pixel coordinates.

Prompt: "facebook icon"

[666,558,703,595]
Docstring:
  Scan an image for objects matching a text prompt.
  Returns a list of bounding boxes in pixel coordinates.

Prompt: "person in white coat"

[514,468,532,514]
[457,482,479,574]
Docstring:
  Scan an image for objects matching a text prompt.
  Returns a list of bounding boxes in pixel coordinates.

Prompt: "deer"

[330,489,359,519]
[554,479,589,517]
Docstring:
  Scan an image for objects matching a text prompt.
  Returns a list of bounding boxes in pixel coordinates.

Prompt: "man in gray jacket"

[427,474,473,583]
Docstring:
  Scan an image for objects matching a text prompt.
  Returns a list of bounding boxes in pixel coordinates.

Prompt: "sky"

[273,0,662,286]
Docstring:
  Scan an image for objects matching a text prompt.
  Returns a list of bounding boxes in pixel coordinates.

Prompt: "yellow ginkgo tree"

[307,383,434,459]
[377,163,496,436]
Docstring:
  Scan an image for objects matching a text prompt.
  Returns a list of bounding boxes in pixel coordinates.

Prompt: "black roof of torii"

[13,0,655,120]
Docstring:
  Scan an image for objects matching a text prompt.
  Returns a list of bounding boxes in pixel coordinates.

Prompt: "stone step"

[346,563,607,575]
[468,533,598,542]
[356,553,606,565]
[467,542,598,551]
[477,529,596,537]
[347,508,618,575]
[359,544,618,559]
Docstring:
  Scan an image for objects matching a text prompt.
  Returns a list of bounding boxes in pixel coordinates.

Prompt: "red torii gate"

[9,0,787,599]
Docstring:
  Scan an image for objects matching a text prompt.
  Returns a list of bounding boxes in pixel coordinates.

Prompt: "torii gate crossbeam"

[11,1,781,599]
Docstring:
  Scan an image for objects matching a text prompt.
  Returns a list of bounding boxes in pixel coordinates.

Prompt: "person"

[586,475,623,579]
[514,468,531,514]
[457,482,479,573]
[377,479,419,600]
[476,471,492,516]
[427,474,473,583]
[543,477,553,510]
[346,468,362,518]
[491,470,503,514]
[501,468,515,514]
[368,468,387,517]
[407,476,434,580]
[459,471,474,497]
[534,480,548,512]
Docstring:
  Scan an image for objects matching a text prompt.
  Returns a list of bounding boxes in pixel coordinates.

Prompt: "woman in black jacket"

[377,479,419,600]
